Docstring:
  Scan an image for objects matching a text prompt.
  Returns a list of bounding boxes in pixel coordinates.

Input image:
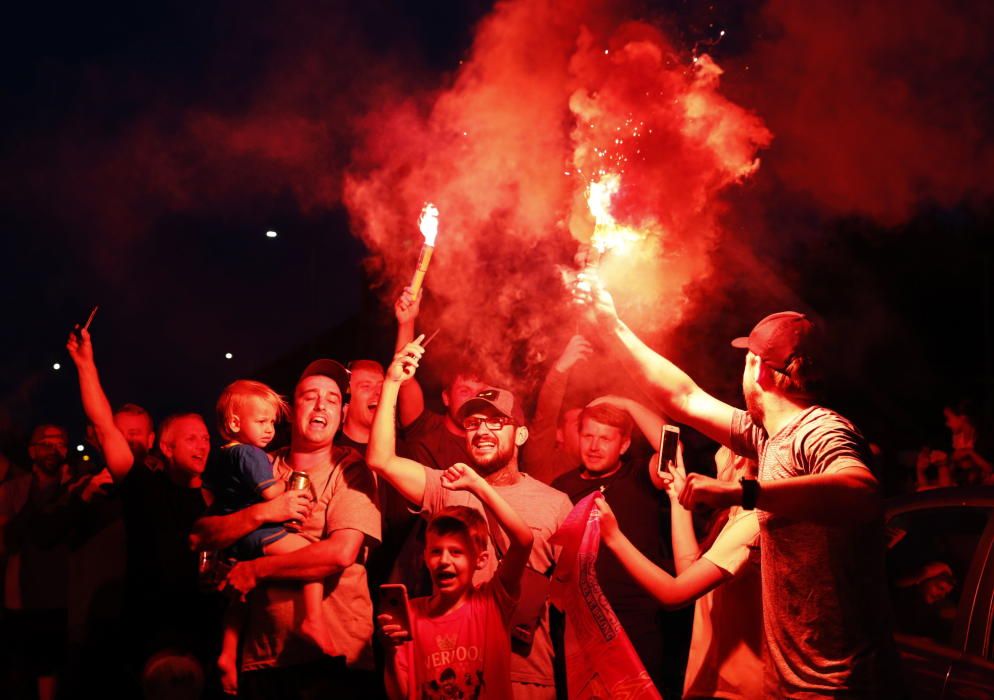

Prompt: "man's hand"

[440,463,485,494]
[572,271,619,327]
[678,473,741,510]
[260,490,312,525]
[395,286,422,326]
[594,494,620,544]
[78,469,114,503]
[376,612,411,645]
[223,561,259,602]
[66,326,95,368]
[386,338,426,383]
[554,335,593,373]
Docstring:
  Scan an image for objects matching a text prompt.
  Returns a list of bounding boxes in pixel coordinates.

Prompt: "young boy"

[377,462,534,700]
[204,379,332,694]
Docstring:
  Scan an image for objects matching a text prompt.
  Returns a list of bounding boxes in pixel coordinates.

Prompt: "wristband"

[740,477,759,510]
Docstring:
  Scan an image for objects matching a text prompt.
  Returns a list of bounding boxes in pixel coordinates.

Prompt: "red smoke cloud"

[733,0,994,225]
[344,0,770,390]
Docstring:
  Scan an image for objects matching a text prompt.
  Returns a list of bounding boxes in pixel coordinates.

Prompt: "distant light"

[53,363,61,370]
[76,444,85,452]
[266,230,278,238]
[225,352,233,360]
[82,455,91,462]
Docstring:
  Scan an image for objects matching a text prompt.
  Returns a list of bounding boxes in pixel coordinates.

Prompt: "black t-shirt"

[400,410,470,471]
[552,458,673,614]
[334,430,366,455]
[120,463,221,661]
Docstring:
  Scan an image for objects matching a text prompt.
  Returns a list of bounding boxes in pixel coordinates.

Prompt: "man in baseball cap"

[576,276,904,698]
[207,354,381,698]
[368,343,573,697]
[730,311,814,373]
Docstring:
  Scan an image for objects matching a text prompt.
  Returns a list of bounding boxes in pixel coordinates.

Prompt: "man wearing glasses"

[368,341,573,700]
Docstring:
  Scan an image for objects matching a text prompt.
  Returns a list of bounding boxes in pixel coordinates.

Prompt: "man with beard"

[576,277,904,699]
[393,286,490,470]
[0,424,73,700]
[196,359,382,699]
[368,339,572,700]
[112,403,163,470]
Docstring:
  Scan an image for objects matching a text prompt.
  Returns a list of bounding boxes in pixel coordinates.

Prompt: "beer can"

[287,470,311,530]
[288,471,311,492]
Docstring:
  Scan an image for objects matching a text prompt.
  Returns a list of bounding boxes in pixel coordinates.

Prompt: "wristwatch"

[739,477,759,510]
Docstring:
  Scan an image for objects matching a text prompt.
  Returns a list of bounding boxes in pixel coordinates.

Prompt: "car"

[885,486,994,699]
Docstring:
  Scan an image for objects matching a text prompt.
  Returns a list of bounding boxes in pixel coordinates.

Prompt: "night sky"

[2,0,992,464]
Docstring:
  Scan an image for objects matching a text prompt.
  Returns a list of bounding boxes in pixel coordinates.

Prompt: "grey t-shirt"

[420,467,573,688]
[730,407,903,698]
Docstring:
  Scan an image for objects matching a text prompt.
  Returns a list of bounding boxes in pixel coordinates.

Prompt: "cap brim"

[730,337,750,349]
[457,397,509,422]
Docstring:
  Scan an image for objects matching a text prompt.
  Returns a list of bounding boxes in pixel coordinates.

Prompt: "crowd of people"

[1,275,987,700]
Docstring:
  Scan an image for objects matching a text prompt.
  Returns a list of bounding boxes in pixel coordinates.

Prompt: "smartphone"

[658,424,680,477]
[379,584,412,637]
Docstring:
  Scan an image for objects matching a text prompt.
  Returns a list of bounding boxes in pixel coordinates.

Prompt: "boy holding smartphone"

[377,462,534,700]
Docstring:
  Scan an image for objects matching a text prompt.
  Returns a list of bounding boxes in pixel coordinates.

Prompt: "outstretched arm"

[680,465,881,524]
[367,340,430,506]
[669,451,702,574]
[442,463,534,597]
[597,495,727,608]
[576,275,737,446]
[394,287,426,428]
[66,327,134,482]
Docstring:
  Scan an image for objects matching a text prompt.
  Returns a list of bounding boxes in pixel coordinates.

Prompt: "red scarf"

[550,493,661,699]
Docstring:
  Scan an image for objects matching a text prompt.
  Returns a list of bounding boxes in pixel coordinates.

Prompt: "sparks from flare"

[586,174,643,257]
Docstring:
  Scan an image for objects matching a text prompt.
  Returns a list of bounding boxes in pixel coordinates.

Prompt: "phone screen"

[659,425,680,474]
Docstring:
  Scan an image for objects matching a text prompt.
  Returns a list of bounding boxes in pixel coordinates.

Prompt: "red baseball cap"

[731,311,815,373]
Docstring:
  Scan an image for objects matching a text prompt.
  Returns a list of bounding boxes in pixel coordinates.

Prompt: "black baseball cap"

[298,359,351,395]
[457,388,526,426]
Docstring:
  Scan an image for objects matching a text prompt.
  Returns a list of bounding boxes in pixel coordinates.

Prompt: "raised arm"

[66,327,134,482]
[665,447,701,574]
[394,287,426,427]
[367,340,430,506]
[596,495,728,608]
[524,335,591,483]
[576,275,737,446]
[441,463,534,597]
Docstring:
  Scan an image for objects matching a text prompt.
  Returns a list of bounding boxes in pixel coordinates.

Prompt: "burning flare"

[586,174,643,258]
[410,202,439,298]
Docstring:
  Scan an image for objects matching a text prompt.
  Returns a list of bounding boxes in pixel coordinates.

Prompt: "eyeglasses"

[31,440,67,450]
[462,416,513,431]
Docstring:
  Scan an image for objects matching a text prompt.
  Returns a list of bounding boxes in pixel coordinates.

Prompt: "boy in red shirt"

[378,462,533,700]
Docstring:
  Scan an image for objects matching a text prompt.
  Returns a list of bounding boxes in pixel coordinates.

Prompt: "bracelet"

[740,477,759,510]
